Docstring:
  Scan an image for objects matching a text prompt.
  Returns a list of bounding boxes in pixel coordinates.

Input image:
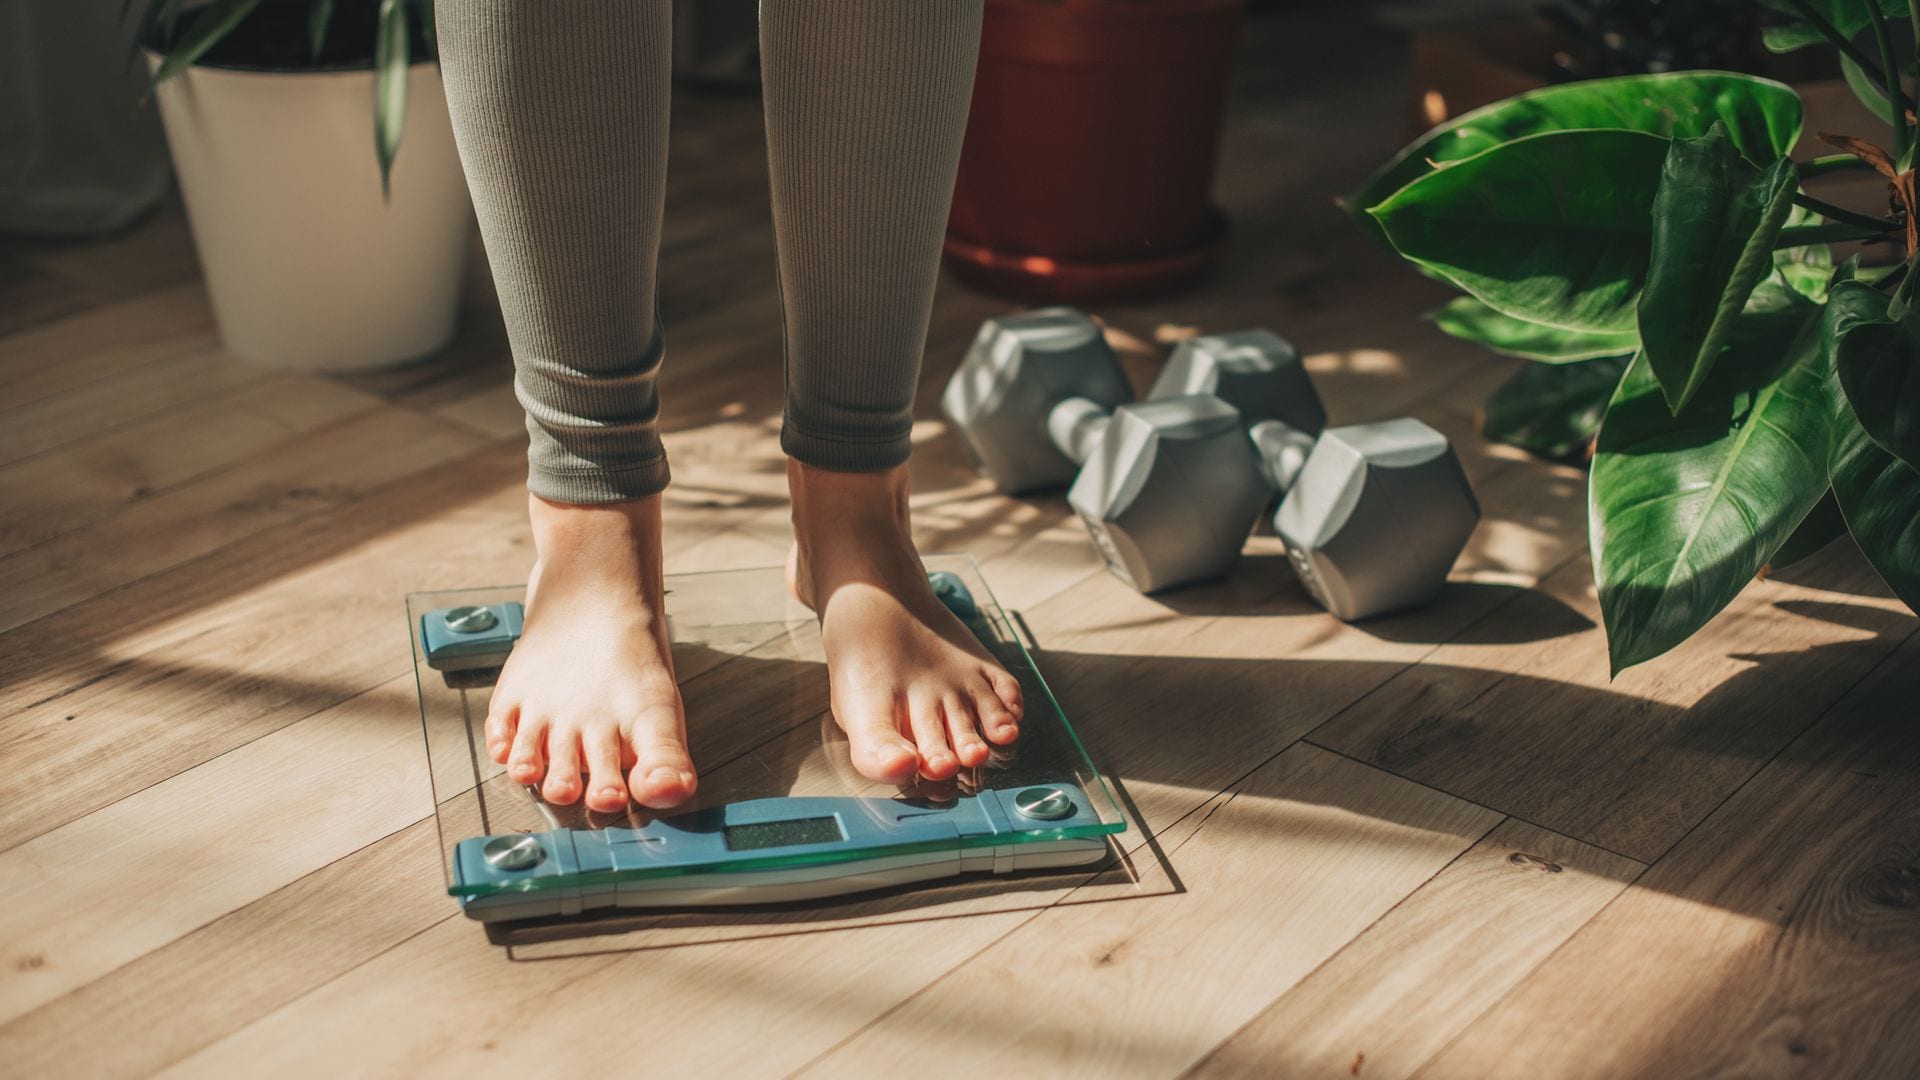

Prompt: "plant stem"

[1784,0,1916,114]
[1793,191,1905,230]
[1777,221,1900,247]
[1909,0,1920,59]
[1867,0,1911,159]
[1800,153,1877,178]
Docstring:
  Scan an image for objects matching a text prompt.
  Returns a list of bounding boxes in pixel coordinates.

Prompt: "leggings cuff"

[527,454,671,505]
[780,422,912,473]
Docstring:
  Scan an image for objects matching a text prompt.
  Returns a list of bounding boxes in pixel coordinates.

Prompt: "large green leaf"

[1428,297,1639,363]
[1637,125,1799,414]
[1371,130,1671,333]
[1832,408,1920,610]
[1350,72,1803,221]
[1591,283,1834,673]
[1829,279,1920,471]
[374,0,410,196]
[1484,356,1631,458]
[1759,0,1908,52]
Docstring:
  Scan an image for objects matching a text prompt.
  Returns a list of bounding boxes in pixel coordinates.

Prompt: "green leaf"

[1636,125,1799,414]
[1841,52,1901,124]
[1371,129,1671,333]
[1766,490,1848,570]
[1484,356,1631,458]
[1349,72,1804,222]
[1774,208,1835,302]
[307,0,334,61]
[374,0,410,196]
[1758,0,1909,53]
[1832,407,1920,610]
[151,0,261,83]
[1829,278,1920,470]
[1591,282,1834,673]
[1428,298,1639,363]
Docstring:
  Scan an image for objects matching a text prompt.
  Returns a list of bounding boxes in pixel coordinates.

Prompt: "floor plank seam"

[1392,623,1920,1077]
[1173,815,1512,1080]
[0,396,423,560]
[0,432,513,647]
[1396,856,1662,1079]
[1298,741,1646,867]
[1631,622,1920,870]
[778,757,1298,1077]
[0,670,421,857]
[0,813,442,1040]
[0,363,277,475]
[148,908,471,1074]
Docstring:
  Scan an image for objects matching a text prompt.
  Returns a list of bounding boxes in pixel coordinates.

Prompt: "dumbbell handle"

[1248,419,1315,493]
[1046,396,1113,466]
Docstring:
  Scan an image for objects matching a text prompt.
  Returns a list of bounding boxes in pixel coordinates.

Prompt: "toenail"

[598,786,621,798]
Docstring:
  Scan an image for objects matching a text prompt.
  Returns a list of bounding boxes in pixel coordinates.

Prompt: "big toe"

[628,741,696,809]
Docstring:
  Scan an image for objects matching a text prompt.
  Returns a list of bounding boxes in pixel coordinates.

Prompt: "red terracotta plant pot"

[945,0,1244,303]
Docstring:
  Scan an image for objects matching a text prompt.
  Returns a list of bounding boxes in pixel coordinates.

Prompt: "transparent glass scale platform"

[411,556,1126,924]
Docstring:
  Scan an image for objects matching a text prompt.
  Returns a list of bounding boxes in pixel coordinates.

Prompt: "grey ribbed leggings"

[437,0,983,504]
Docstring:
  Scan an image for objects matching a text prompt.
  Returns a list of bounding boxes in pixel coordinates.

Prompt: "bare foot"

[484,493,696,812]
[787,461,1025,785]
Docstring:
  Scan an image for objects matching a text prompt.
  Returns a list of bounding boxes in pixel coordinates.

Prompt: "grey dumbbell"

[941,308,1134,494]
[1070,333,1481,619]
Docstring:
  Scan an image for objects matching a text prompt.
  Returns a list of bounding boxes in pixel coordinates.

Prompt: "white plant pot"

[149,55,473,371]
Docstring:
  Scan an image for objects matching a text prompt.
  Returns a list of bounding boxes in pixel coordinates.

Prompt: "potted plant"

[943,0,1244,303]
[135,0,473,371]
[1349,0,1920,673]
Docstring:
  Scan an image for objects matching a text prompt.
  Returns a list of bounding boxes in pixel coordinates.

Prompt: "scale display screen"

[724,816,844,852]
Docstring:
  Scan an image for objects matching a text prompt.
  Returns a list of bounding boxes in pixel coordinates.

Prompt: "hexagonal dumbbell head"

[1271,418,1480,620]
[942,308,1132,494]
[1067,396,1272,594]
[1149,329,1326,436]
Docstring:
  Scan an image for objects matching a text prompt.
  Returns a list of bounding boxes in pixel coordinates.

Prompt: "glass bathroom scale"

[410,556,1127,925]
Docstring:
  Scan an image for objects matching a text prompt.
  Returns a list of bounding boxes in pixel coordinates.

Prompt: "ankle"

[527,493,664,583]
[788,460,911,537]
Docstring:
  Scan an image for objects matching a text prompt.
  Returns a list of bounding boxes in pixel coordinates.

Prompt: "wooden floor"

[4,7,1917,1077]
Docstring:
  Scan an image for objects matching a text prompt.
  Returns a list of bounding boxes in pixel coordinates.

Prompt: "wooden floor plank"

[0,342,265,467]
[0,375,385,557]
[1310,543,1915,862]
[1189,819,1643,1080]
[0,819,449,1080]
[0,677,430,1024]
[798,746,1501,1078]
[0,406,483,633]
[1413,631,1920,1079]
[0,280,215,409]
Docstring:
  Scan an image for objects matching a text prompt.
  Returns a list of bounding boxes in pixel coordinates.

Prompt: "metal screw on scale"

[1013,786,1075,821]
[482,834,546,872]
[444,606,499,634]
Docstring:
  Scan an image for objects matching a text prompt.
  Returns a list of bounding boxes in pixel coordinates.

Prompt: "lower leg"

[438,0,689,808]
[758,0,1018,784]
